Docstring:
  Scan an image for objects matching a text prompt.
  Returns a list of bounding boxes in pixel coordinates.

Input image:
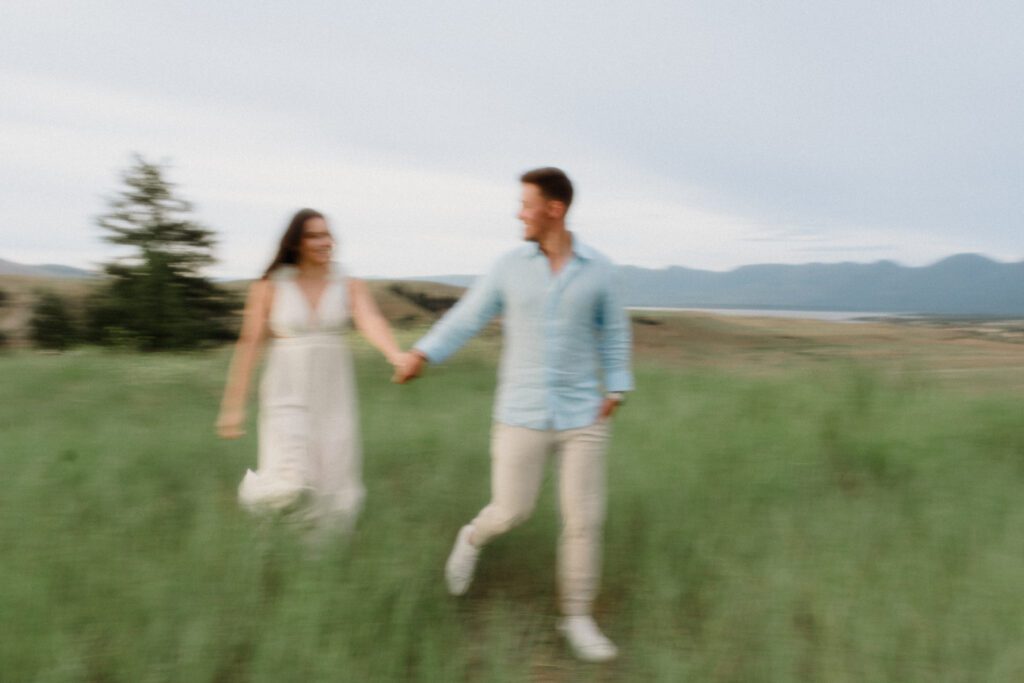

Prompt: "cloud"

[742,228,831,243]
[795,245,894,254]
[2,2,1023,276]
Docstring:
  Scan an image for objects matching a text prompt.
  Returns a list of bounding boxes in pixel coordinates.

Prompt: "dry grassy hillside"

[0,275,467,346]
[0,275,95,345]
[222,278,466,327]
[631,310,1024,390]
[5,274,1024,391]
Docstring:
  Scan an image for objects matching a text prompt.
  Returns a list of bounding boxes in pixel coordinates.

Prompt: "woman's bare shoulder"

[246,278,276,309]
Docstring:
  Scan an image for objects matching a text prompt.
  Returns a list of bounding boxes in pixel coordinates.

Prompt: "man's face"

[517,183,560,242]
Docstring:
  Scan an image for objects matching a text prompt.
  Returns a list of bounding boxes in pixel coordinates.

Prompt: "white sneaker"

[558,616,619,662]
[445,525,480,595]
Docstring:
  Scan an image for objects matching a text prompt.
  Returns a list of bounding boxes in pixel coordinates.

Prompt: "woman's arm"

[216,280,272,439]
[348,278,403,366]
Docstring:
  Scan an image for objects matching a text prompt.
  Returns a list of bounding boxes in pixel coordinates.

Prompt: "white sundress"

[238,263,364,529]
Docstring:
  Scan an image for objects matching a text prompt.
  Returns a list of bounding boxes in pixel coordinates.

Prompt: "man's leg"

[446,423,550,595]
[555,421,616,661]
[472,423,551,543]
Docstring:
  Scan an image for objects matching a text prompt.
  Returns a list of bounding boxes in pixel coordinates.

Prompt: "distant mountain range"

[0,258,96,279]
[405,254,1024,316]
[619,254,1024,315]
[5,254,1024,315]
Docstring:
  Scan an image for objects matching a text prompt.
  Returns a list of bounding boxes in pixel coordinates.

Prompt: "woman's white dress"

[238,263,364,529]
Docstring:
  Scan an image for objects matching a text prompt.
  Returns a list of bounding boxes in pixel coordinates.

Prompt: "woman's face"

[298,217,334,266]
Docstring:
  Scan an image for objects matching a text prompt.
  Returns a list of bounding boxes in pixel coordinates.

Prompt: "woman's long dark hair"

[262,208,325,279]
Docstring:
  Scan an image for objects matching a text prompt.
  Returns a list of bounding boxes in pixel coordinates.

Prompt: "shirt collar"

[529,233,595,261]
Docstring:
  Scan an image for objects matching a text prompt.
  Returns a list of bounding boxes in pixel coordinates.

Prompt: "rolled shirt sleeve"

[597,266,634,393]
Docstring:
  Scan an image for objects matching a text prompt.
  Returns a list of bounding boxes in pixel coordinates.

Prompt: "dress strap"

[270,264,298,283]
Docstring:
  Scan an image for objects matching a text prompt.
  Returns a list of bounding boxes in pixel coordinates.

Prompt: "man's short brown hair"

[520,167,573,209]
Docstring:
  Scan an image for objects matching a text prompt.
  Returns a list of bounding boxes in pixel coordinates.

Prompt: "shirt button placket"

[544,276,560,430]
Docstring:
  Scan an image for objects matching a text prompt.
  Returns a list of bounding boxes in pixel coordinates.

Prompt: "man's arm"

[394,262,504,383]
[596,266,634,418]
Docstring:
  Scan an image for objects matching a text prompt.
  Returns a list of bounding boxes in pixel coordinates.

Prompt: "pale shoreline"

[628,306,1024,325]
[628,306,906,323]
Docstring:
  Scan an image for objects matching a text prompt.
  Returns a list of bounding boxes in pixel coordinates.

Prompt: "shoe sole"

[445,562,470,596]
[445,530,476,596]
[556,623,618,663]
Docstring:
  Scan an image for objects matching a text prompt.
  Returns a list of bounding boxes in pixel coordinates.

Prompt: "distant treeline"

[387,284,459,314]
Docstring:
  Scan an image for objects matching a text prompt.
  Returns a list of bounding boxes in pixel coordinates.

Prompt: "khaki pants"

[470,420,609,616]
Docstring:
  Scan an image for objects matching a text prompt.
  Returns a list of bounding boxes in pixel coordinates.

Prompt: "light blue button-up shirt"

[414,238,634,431]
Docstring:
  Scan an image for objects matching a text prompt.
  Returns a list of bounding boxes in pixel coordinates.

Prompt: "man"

[395,167,633,662]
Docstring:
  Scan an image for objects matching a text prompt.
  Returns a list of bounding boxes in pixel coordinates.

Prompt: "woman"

[217,208,404,533]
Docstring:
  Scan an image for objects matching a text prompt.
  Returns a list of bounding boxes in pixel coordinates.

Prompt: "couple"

[217,168,633,662]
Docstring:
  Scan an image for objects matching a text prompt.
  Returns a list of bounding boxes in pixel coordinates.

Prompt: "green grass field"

[3,331,1024,682]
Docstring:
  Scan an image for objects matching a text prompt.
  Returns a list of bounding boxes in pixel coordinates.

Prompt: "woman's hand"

[392,350,427,384]
[216,407,246,439]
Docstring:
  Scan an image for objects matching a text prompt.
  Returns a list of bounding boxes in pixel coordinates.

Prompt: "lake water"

[628,306,909,323]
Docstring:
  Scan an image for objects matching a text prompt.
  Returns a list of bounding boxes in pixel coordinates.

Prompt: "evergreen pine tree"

[90,155,236,350]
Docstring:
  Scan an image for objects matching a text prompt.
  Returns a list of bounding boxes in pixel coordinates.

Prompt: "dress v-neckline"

[293,276,332,326]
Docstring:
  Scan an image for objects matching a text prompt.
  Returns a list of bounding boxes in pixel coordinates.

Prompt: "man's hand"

[598,395,623,420]
[216,407,245,439]
[392,350,427,384]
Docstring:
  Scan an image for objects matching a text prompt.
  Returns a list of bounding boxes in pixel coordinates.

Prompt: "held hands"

[391,350,427,384]
[216,407,246,439]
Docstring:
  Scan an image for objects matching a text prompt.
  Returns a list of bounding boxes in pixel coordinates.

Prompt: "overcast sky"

[2,1,1022,278]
